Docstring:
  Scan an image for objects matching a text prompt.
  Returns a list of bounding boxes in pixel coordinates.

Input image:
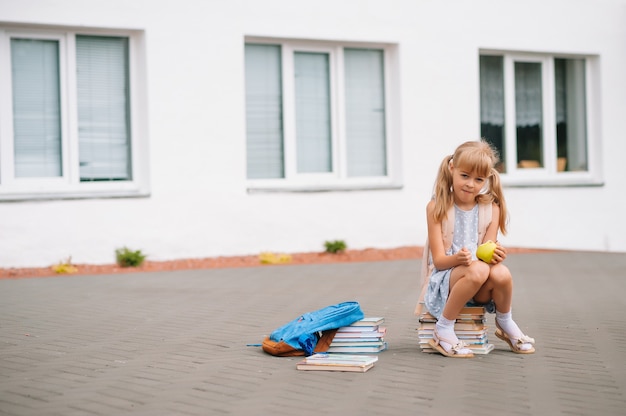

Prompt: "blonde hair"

[432,140,508,235]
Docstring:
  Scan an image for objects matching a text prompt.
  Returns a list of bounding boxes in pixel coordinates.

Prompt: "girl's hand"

[490,242,507,264]
[457,247,472,267]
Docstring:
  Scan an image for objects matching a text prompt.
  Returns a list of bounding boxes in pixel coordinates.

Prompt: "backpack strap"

[442,205,455,252]
[478,202,492,244]
[414,240,431,316]
[414,206,455,315]
[262,329,339,357]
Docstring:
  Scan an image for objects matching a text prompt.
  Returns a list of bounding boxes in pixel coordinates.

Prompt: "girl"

[423,140,535,358]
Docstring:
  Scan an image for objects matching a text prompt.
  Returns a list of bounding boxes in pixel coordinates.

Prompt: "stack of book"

[327,317,387,354]
[296,353,378,372]
[417,306,494,354]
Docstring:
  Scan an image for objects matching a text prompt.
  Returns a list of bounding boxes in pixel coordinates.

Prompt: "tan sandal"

[428,328,474,358]
[495,322,536,354]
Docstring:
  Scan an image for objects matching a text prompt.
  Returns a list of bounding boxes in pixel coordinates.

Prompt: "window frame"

[480,50,602,187]
[284,44,339,180]
[245,37,402,193]
[0,25,149,201]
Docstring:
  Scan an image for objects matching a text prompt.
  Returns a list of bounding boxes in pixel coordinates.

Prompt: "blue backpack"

[262,301,365,356]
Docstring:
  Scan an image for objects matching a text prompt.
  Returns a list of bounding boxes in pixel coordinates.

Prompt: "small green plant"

[324,240,347,254]
[115,247,146,268]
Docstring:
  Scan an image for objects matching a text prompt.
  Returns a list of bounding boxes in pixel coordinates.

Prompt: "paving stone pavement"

[1,251,626,416]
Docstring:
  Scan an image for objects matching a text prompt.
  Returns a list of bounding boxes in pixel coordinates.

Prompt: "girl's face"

[450,164,486,209]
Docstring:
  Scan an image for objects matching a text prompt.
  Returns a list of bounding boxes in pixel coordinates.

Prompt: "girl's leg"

[475,264,535,352]
[473,263,512,311]
[444,261,490,318]
[435,261,489,354]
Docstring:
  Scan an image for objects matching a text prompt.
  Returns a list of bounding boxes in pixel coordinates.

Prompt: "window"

[0,27,148,200]
[245,39,399,191]
[480,52,598,185]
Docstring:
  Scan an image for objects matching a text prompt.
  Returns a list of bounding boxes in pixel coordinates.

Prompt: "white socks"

[496,310,533,351]
[435,315,472,354]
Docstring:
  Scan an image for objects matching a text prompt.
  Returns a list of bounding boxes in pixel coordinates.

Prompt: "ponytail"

[432,155,455,223]
[488,167,508,235]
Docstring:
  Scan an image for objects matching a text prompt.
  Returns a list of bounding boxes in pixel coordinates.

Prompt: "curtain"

[515,62,543,166]
[555,58,588,171]
[514,62,543,127]
[479,55,505,126]
[479,55,505,170]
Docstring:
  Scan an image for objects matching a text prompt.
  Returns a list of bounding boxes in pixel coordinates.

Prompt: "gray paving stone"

[1,252,625,415]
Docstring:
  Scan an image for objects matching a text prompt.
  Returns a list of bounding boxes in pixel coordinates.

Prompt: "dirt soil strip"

[0,246,549,280]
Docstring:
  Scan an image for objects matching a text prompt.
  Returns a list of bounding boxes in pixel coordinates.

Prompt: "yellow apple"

[476,240,497,263]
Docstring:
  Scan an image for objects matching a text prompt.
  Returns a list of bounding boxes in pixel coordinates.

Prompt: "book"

[328,340,386,347]
[296,353,378,372]
[330,337,385,343]
[467,343,495,354]
[333,328,386,338]
[348,317,385,327]
[296,362,376,372]
[457,306,486,315]
[454,329,489,336]
[304,353,378,363]
[417,306,494,355]
[420,308,485,322]
[337,325,380,333]
[418,321,486,331]
[417,332,486,343]
[329,317,388,354]
[327,343,387,353]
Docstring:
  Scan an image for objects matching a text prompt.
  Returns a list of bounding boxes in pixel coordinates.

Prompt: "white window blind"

[294,52,332,173]
[245,44,284,179]
[11,38,62,178]
[76,35,131,181]
[244,40,394,186]
[344,48,387,177]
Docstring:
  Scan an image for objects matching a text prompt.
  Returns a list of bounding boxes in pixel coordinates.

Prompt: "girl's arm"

[427,200,472,270]
[483,203,507,264]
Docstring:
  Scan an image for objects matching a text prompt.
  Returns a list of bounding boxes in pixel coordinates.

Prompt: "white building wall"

[0,0,625,268]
